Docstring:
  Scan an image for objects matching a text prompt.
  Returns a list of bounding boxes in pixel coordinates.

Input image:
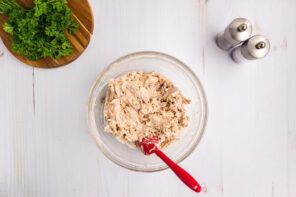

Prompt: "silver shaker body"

[231,35,271,63]
[216,18,253,50]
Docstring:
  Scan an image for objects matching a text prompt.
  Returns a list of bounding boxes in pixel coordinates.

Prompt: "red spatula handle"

[154,148,202,193]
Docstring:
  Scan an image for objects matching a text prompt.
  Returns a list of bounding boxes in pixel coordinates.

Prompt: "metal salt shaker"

[216,18,253,50]
[231,35,270,64]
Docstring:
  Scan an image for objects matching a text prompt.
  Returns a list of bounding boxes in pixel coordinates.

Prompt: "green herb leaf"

[3,22,13,34]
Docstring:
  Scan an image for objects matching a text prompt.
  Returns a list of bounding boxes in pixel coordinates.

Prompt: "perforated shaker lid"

[241,35,271,59]
[228,18,253,42]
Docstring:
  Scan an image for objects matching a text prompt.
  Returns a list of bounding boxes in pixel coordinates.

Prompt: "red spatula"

[139,137,202,193]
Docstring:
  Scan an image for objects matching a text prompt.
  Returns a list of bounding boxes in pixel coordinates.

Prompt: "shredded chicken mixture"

[104,71,190,148]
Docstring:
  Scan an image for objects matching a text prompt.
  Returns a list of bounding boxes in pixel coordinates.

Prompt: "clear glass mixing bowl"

[87,51,207,172]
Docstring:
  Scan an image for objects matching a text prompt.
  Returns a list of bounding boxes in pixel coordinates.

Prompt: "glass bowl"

[87,51,207,172]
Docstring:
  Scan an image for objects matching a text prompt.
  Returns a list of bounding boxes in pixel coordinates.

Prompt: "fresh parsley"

[0,0,79,60]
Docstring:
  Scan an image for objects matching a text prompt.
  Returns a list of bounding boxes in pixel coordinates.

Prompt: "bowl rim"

[87,51,208,172]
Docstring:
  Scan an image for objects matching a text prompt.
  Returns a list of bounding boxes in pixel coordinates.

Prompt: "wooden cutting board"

[0,0,94,68]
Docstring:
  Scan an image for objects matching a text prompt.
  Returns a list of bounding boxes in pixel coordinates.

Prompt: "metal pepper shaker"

[231,35,270,63]
[216,18,253,50]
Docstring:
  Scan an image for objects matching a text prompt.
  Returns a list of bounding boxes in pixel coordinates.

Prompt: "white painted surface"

[0,0,296,196]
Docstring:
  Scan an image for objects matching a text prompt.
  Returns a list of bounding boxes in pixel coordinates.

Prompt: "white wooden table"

[1,0,296,196]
